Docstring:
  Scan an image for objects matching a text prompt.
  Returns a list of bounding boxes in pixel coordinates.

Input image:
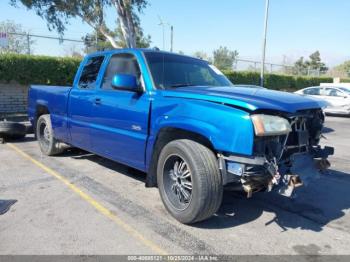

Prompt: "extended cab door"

[68,55,105,149]
[90,53,151,170]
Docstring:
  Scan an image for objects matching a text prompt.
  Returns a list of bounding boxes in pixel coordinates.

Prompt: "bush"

[223,71,333,91]
[0,54,81,86]
[340,78,350,83]
[222,71,260,86]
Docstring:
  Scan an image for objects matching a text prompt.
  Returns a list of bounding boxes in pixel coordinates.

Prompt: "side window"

[102,53,141,90]
[304,88,320,95]
[324,88,343,97]
[78,56,104,89]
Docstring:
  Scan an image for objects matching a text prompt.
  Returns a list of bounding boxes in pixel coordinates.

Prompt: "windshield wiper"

[169,83,197,88]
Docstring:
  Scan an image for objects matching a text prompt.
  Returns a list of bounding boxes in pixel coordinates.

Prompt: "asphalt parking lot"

[1,116,350,255]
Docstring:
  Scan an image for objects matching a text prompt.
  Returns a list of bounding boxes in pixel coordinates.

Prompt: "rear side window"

[78,56,105,89]
[324,88,343,97]
[303,88,320,95]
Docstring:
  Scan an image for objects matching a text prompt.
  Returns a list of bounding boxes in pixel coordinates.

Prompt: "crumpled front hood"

[161,85,327,113]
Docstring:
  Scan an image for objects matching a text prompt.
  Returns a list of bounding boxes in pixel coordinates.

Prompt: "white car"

[295,86,350,115]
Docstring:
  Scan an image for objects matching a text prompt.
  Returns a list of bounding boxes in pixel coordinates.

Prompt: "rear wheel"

[36,114,64,156]
[157,139,223,224]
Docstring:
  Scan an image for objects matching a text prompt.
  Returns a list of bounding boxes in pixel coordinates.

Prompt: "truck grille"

[253,109,324,161]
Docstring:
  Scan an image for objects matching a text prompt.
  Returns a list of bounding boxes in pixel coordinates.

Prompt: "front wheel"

[157,139,223,224]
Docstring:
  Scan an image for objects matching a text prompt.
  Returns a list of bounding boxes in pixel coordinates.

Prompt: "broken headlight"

[251,114,292,136]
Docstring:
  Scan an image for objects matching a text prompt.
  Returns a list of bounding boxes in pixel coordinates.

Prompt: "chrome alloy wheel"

[163,155,193,210]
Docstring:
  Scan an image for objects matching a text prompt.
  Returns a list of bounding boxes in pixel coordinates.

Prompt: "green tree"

[0,20,34,54]
[305,51,328,72]
[83,30,113,53]
[193,51,212,62]
[293,51,328,75]
[332,60,350,77]
[113,20,151,48]
[293,56,308,75]
[10,0,149,48]
[213,46,238,70]
[83,21,151,53]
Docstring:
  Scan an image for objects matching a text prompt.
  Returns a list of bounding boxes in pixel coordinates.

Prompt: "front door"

[68,55,105,149]
[91,53,151,170]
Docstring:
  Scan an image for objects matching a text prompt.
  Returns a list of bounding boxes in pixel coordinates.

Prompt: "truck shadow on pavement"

[39,146,350,233]
[0,200,17,215]
[197,170,350,232]
[322,126,335,134]
[64,148,147,183]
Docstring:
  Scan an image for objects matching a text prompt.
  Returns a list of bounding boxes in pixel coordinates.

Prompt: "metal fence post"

[26,33,30,55]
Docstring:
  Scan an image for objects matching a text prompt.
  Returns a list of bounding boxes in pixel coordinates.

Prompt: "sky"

[0,0,349,67]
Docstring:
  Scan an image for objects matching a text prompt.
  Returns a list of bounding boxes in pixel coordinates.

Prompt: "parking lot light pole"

[260,0,270,87]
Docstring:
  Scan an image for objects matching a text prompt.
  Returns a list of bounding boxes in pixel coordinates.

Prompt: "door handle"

[94,98,102,105]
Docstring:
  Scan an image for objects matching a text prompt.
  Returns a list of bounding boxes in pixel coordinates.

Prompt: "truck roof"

[86,48,205,61]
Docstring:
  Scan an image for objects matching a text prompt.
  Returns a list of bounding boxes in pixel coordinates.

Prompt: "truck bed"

[28,85,72,141]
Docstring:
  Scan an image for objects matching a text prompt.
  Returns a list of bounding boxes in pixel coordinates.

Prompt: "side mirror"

[111,74,141,92]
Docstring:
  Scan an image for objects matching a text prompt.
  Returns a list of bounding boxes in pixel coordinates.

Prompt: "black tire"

[157,139,223,224]
[0,121,27,140]
[36,114,64,156]
[25,124,34,134]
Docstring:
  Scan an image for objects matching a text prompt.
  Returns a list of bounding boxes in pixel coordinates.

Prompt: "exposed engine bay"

[219,108,334,198]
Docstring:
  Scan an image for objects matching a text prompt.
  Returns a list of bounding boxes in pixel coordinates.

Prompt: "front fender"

[154,116,219,145]
[146,97,255,170]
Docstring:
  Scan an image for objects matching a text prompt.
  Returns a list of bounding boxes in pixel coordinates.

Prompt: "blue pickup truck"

[28,49,333,224]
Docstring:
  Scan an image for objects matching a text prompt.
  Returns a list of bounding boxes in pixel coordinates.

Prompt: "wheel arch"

[35,104,50,120]
[146,126,216,187]
[33,104,50,135]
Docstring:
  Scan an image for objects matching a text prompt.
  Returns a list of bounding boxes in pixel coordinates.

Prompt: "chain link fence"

[1,31,329,77]
[1,31,91,57]
[233,58,327,76]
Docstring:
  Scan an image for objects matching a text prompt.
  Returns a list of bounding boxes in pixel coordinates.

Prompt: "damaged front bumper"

[219,108,334,198]
[218,146,334,198]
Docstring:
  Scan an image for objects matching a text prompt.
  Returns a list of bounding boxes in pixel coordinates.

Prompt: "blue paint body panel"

[161,86,327,113]
[27,48,326,173]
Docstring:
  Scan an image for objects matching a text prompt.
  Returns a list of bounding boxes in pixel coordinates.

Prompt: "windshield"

[144,52,233,89]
